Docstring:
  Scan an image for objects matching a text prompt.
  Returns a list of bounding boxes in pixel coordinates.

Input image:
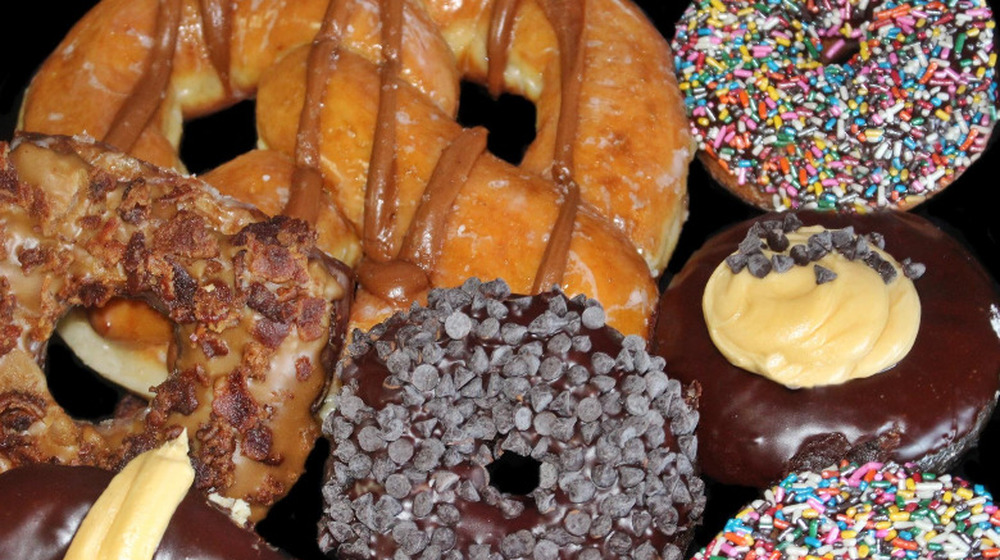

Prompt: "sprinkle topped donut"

[694,461,1000,560]
[672,0,998,211]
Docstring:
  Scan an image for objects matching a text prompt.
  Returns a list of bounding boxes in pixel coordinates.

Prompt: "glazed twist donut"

[18,0,692,341]
[0,133,351,522]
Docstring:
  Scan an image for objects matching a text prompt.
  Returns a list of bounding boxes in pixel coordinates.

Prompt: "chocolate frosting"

[0,464,290,560]
[653,211,1000,488]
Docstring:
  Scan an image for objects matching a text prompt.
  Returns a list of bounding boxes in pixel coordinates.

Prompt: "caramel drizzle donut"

[19,0,691,339]
[0,134,351,522]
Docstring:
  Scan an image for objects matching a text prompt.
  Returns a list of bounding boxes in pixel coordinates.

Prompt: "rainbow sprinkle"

[694,461,1000,559]
[672,0,998,211]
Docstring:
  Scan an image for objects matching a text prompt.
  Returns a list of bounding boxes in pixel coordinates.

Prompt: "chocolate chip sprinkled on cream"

[725,214,924,285]
[814,264,838,285]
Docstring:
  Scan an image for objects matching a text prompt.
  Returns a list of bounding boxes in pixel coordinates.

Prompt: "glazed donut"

[321,279,704,559]
[0,133,352,522]
[19,0,692,339]
[672,0,999,211]
[654,211,1000,489]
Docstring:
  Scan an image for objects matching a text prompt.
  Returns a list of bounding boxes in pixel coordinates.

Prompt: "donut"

[671,0,999,211]
[321,279,704,559]
[653,211,1000,489]
[0,444,288,559]
[0,133,352,522]
[694,461,1000,560]
[18,0,692,343]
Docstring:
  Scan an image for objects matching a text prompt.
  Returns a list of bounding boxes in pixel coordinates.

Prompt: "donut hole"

[457,81,536,165]
[486,451,541,495]
[179,99,257,174]
[45,334,128,421]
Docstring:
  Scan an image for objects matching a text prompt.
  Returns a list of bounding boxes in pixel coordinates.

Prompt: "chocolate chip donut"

[653,211,1000,489]
[320,279,704,559]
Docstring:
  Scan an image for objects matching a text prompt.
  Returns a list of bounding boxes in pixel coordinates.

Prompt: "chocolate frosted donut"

[0,464,289,560]
[320,279,704,559]
[653,211,1000,489]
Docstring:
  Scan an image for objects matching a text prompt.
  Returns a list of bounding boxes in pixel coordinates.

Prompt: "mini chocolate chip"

[412,364,441,392]
[388,439,415,464]
[902,257,926,279]
[790,244,810,265]
[771,253,795,273]
[738,231,765,255]
[766,228,790,252]
[581,305,605,330]
[500,530,534,559]
[839,235,869,261]
[867,231,886,249]
[358,426,386,452]
[564,510,593,535]
[725,252,749,274]
[814,264,837,284]
[592,352,615,375]
[807,232,832,260]
[782,212,803,232]
[830,227,856,250]
[533,540,559,560]
[444,311,472,339]
[747,252,772,278]
[475,316,500,339]
[577,397,603,422]
[538,356,563,381]
[501,322,527,345]
[385,473,412,498]
[876,259,898,283]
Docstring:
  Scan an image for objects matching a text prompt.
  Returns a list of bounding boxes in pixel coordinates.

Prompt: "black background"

[1,1,998,559]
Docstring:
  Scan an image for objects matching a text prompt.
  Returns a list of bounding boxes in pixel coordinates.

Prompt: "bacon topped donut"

[18,0,692,342]
[0,133,352,522]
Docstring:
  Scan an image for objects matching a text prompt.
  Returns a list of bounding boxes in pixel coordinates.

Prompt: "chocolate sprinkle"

[319,279,704,559]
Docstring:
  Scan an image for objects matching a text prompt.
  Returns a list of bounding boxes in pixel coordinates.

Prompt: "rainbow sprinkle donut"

[672,0,998,211]
[695,461,1000,559]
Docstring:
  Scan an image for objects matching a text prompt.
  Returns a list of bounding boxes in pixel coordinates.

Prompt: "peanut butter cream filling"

[703,224,921,388]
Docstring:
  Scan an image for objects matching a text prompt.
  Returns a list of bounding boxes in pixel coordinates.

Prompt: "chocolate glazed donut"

[0,133,352,521]
[653,211,1000,489]
[0,464,290,560]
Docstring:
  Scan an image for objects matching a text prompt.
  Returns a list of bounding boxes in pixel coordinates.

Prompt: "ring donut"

[672,0,999,211]
[0,133,352,522]
[322,279,705,559]
[19,0,692,338]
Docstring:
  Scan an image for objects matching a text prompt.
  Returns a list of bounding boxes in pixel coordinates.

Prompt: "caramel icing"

[103,0,182,152]
[96,0,594,321]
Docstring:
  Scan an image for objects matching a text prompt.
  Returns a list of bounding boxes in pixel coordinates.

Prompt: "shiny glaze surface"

[0,464,289,560]
[654,211,1000,488]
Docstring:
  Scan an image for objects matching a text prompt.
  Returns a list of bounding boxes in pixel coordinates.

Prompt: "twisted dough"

[0,134,351,522]
[19,0,692,340]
